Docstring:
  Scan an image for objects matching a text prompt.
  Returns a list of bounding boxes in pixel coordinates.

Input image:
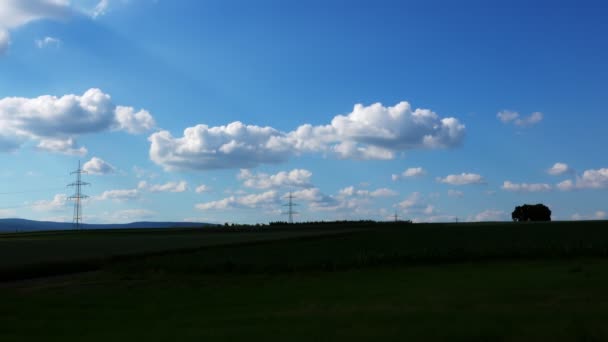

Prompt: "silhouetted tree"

[512,204,551,222]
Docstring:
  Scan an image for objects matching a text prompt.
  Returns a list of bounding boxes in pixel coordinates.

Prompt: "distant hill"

[0,218,216,233]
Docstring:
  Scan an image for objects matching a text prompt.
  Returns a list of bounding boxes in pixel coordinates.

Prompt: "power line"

[282,192,298,224]
[67,161,90,229]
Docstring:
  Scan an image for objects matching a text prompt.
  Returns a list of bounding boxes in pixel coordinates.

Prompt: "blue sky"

[1,0,607,224]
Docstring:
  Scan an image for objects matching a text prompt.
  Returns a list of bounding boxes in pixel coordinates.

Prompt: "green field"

[1,221,608,341]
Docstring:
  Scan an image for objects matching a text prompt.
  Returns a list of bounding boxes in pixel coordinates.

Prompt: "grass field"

[1,221,608,341]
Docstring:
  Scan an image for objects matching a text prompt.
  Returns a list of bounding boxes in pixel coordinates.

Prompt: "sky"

[0,0,607,224]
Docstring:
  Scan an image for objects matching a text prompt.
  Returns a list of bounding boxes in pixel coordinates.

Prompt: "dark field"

[1,221,608,341]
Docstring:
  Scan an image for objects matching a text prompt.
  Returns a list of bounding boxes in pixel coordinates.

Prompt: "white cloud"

[195,190,279,210]
[470,210,507,222]
[557,168,608,191]
[369,188,398,197]
[37,138,87,156]
[322,102,465,151]
[398,192,424,210]
[0,89,155,154]
[497,110,519,123]
[338,186,397,198]
[0,0,72,54]
[97,189,139,201]
[548,162,572,176]
[396,192,443,220]
[571,211,607,221]
[497,110,543,127]
[0,29,10,54]
[83,157,115,175]
[392,167,426,181]
[149,101,466,171]
[238,169,313,189]
[447,189,464,198]
[437,173,484,185]
[35,36,61,48]
[290,188,340,211]
[195,184,210,193]
[138,180,187,193]
[516,112,543,126]
[556,179,573,191]
[149,122,293,171]
[501,181,551,192]
[31,193,68,211]
[115,106,156,134]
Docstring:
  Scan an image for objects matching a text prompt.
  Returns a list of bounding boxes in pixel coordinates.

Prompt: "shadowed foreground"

[1,221,608,341]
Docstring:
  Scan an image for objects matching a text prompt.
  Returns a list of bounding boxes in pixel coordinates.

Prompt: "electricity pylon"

[282,192,298,224]
[67,161,90,229]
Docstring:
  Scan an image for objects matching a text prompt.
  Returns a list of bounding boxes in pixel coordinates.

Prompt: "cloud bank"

[557,168,608,191]
[149,101,466,171]
[0,88,155,154]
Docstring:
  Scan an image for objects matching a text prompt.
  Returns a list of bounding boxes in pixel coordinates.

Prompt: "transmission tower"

[393,211,399,222]
[282,192,298,224]
[67,161,90,229]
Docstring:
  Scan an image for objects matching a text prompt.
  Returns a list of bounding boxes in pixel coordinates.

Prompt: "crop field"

[1,220,608,341]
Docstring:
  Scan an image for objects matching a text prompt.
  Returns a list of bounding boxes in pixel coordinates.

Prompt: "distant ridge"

[0,218,216,233]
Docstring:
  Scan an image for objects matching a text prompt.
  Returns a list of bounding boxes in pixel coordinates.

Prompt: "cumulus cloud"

[195,190,279,210]
[31,193,68,211]
[37,138,87,156]
[97,188,139,201]
[0,0,126,53]
[138,180,187,193]
[502,181,552,192]
[115,106,156,134]
[548,162,572,176]
[497,110,519,123]
[149,122,292,171]
[556,180,574,191]
[238,169,313,189]
[149,101,466,171]
[286,187,376,215]
[290,188,338,210]
[0,88,155,154]
[437,173,484,185]
[392,167,426,181]
[398,192,424,210]
[497,110,543,127]
[83,157,115,175]
[470,210,507,222]
[557,168,608,191]
[323,102,465,152]
[35,36,61,48]
[0,0,72,54]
